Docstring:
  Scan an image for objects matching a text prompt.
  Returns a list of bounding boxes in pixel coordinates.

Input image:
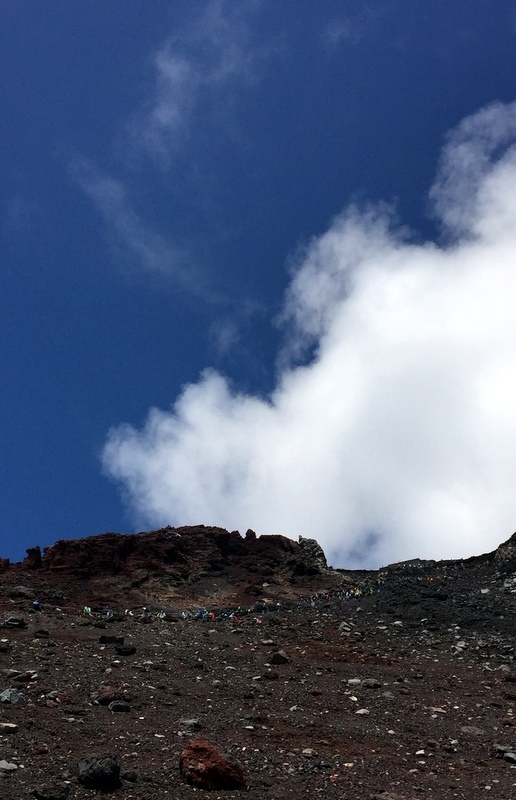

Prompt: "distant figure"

[32,600,41,612]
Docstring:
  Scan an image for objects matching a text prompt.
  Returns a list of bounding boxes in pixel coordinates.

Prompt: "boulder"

[77,754,121,791]
[298,536,328,571]
[179,737,246,790]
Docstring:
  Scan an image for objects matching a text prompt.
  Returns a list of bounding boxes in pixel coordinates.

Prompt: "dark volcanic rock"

[99,635,124,645]
[23,546,42,570]
[77,753,121,791]
[114,643,136,656]
[32,786,70,800]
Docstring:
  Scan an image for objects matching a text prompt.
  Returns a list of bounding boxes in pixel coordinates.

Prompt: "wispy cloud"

[73,1,260,295]
[322,4,388,50]
[127,0,258,166]
[71,159,202,290]
[103,101,516,568]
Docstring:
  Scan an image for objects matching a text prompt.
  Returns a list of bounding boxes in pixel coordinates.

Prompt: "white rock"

[0,760,18,771]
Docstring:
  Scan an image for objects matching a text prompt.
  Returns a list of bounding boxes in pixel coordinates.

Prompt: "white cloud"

[102,101,516,568]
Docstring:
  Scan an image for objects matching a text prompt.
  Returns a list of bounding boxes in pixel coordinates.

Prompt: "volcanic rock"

[0,526,515,797]
[28,525,335,605]
[179,737,246,790]
[0,722,18,734]
[77,753,121,791]
[23,546,42,570]
[90,684,130,705]
[31,787,70,800]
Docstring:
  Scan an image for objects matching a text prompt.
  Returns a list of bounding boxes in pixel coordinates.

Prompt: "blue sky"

[3,1,516,567]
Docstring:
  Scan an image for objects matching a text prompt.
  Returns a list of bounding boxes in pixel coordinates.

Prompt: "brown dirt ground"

[1,554,516,799]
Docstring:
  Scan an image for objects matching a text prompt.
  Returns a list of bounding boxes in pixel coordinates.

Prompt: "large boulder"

[298,536,328,572]
[77,754,121,791]
[179,738,246,790]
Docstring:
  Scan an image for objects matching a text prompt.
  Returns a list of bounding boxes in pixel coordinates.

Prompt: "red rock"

[179,738,246,790]
[91,685,129,705]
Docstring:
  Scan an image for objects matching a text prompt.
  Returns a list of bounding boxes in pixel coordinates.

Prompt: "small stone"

[108,701,130,712]
[9,669,37,682]
[492,744,512,757]
[31,786,70,800]
[91,684,130,705]
[114,644,136,656]
[0,722,18,735]
[179,718,201,733]
[361,678,382,689]
[0,688,27,706]
[0,760,18,771]
[99,635,124,645]
[4,617,26,629]
[270,650,289,665]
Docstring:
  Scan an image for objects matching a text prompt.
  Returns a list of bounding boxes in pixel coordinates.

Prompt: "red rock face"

[179,737,246,790]
[39,525,307,579]
[10,525,334,609]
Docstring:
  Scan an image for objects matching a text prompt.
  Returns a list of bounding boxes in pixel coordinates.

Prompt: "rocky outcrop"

[23,546,42,570]
[31,525,329,586]
[494,531,516,574]
[0,525,337,608]
[298,536,328,572]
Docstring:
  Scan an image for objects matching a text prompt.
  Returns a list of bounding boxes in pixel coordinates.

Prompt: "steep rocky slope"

[1,527,516,799]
